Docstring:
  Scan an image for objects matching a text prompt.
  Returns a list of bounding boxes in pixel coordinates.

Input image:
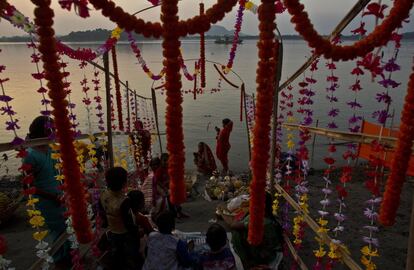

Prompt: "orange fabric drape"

[357,120,414,176]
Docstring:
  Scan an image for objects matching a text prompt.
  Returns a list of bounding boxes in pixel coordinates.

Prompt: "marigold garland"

[247,0,277,246]
[88,0,238,37]
[379,63,414,226]
[161,0,186,205]
[31,0,92,244]
[111,47,124,131]
[282,0,413,61]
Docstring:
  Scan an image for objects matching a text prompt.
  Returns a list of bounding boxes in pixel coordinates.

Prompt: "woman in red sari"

[194,142,217,175]
[215,119,233,173]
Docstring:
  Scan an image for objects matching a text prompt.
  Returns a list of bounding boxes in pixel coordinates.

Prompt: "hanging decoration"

[127,32,165,81]
[223,0,246,73]
[80,71,93,134]
[248,0,277,246]
[31,0,92,243]
[111,47,124,131]
[59,55,81,136]
[199,2,206,88]
[283,0,413,61]
[19,149,53,269]
[92,67,105,132]
[161,0,186,205]
[0,235,12,269]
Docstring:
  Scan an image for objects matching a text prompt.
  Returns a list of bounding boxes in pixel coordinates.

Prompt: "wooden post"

[126,81,131,132]
[242,84,251,161]
[310,119,319,168]
[193,61,197,100]
[133,89,139,122]
[151,88,163,154]
[269,36,284,194]
[103,52,114,168]
[406,193,414,270]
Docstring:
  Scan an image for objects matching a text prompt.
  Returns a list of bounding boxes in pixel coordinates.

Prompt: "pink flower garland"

[127,32,165,81]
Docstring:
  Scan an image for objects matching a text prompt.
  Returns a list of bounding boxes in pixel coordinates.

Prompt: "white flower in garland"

[0,255,14,270]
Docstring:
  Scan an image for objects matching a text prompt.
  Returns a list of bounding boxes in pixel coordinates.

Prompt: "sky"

[0,0,413,37]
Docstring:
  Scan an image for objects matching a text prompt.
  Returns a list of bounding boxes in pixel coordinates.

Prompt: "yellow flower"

[317,227,329,234]
[51,153,61,160]
[27,209,41,217]
[293,239,302,245]
[55,163,63,170]
[33,230,48,241]
[300,194,308,202]
[328,243,341,259]
[318,218,328,227]
[314,247,326,258]
[26,198,39,207]
[50,144,60,151]
[361,246,379,257]
[88,135,96,143]
[287,134,294,140]
[287,116,296,123]
[111,27,123,39]
[55,175,65,182]
[361,255,377,269]
[287,140,295,149]
[245,1,254,10]
[29,215,45,228]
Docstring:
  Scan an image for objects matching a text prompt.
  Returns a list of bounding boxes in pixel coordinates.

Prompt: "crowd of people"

[21,116,283,269]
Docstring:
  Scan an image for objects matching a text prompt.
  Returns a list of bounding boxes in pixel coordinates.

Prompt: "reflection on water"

[0,40,413,172]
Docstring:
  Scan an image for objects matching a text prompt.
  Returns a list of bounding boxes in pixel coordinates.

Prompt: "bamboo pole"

[126,81,131,132]
[275,184,363,270]
[269,35,284,195]
[151,88,163,154]
[282,123,408,150]
[242,84,252,161]
[133,89,139,122]
[278,0,371,91]
[103,52,114,168]
[406,192,414,270]
[310,119,319,168]
[284,234,309,270]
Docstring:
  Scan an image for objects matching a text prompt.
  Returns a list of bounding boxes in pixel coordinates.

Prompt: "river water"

[0,39,413,173]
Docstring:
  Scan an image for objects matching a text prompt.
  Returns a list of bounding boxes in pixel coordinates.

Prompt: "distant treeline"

[1,28,414,42]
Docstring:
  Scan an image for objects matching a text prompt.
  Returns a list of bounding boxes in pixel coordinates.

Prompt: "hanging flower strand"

[161,0,187,204]
[31,0,93,243]
[223,0,247,73]
[248,0,277,246]
[127,32,165,81]
[111,46,124,131]
[92,67,105,131]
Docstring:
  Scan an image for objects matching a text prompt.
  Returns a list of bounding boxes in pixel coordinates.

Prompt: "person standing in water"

[215,119,233,174]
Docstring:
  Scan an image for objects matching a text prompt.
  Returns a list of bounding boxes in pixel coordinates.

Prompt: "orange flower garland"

[31,0,92,243]
[111,47,124,131]
[248,0,277,246]
[379,64,414,226]
[88,0,238,37]
[200,3,206,88]
[283,0,413,61]
[162,0,186,205]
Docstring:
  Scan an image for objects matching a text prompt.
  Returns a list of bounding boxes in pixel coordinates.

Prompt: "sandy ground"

[0,169,412,269]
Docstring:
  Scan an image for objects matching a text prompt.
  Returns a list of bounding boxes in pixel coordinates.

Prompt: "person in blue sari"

[23,116,71,268]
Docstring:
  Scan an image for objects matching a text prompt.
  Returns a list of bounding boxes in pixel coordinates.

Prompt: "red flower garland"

[200,3,206,88]
[379,64,414,226]
[88,0,238,37]
[248,0,277,246]
[31,0,92,244]
[283,0,413,61]
[162,0,186,205]
[111,47,124,131]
